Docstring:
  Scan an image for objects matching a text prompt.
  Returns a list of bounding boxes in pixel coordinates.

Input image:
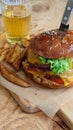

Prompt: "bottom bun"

[22,62,72,89]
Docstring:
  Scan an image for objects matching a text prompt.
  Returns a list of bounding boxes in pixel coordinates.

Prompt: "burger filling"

[27,49,72,74]
[23,49,73,86]
[39,55,72,74]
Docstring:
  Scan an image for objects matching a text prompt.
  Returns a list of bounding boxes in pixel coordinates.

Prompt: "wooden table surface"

[0,0,73,129]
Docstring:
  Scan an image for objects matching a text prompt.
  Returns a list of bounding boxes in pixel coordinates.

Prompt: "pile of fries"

[0,40,30,87]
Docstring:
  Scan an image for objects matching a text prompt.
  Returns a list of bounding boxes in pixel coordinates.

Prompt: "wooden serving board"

[0,41,73,130]
[9,92,73,130]
[0,0,73,129]
[10,91,39,113]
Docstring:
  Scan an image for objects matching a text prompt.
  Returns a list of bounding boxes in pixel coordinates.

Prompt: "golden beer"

[2,5,31,43]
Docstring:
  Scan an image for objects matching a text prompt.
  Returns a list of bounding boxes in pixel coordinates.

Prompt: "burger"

[22,30,73,88]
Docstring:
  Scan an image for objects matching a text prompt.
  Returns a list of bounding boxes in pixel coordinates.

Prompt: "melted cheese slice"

[60,69,73,86]
[27,67,73,87]
[27,50,41,64]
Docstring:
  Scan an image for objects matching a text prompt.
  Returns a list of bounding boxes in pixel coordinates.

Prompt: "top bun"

[29,30,73,59]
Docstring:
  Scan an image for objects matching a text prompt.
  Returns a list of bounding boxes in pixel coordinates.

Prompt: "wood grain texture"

[0,0,73,129]
[58,101,73,130]
[0,85,69,130]
[10,91,39,113]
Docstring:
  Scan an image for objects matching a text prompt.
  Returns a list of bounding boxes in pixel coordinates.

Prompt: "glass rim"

[1,0,30,5]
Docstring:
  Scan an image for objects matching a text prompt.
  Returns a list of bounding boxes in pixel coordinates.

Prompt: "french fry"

[0,64,30,87]
[6,43,21,64]
[21,38,30,47]
[0,47,7,54]
[0,42,10,63]
[0,42,10,55]
[12,48,27,70]
[0,48,9,63]
[3,42,10,48]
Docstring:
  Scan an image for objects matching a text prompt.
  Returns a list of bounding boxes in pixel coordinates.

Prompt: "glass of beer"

[1,0,31,44]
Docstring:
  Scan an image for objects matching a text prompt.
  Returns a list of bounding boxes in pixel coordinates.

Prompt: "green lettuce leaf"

[39,56,72,74]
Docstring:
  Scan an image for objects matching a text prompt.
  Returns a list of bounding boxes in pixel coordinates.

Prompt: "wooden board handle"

[58,99,73,130]
[10,91,73,130]
[9,91,39,113]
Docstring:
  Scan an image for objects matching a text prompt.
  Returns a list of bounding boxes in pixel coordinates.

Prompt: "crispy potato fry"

[3,42,10,48]
[0,42,10,54]
[0,64,30,87]
[6,43,21,64]
[0,48,9,63]
[0,42,10,63]
[12,48,27,70]
[21,38,30,47]
[0,47,7,54]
